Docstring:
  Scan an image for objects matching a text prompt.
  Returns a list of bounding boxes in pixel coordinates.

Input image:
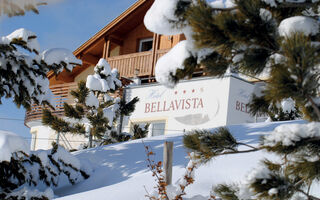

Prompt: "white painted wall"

[30,125,52,150]
[226,76,255,124]
[28,120,87,151]
[122,76,255,135]
[27,75,257,150]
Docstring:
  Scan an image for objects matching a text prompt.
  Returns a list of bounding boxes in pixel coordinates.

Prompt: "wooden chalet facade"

[25,0,260,151]
[24,0,189,150]
[25,0,185,126]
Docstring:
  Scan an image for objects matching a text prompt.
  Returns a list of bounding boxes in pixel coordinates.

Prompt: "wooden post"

[150,33,160,79]
[163,141,173,185]
[103,37,111,59]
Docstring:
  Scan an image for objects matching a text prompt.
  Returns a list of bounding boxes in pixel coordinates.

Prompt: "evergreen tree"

[248,95,301,121]
[43,58,139,148]
[131,123,149,140]
[0,28,80,109]
[0,2,86,200]
[0,143,90,200]
[145,0,320,199]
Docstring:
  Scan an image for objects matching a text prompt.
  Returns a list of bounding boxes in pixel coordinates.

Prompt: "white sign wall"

[122,76,255,135]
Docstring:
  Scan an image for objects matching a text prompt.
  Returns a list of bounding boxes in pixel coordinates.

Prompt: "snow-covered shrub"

[43,58,139,148]
[0,132,90,200]
[0,28,81,109]
[184,123,320,199]
[131,123,149,140]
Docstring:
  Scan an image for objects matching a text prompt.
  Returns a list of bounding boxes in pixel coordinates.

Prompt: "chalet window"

[151,122,166,136]
[138,38,153,52]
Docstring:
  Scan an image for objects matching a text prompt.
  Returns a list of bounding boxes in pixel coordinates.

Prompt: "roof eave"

[73,0,149,57]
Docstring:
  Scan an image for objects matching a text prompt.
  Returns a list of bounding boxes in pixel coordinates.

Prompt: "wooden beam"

[73,0,151,57]
[103,38,111,59]
[82,53,99,65]
[103,40,107,59]
[82,37,104,55]
[109,35,124,46]
[151,33,160,77]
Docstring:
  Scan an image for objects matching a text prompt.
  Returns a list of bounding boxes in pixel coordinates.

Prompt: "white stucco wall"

[226,76,255,124]
[27,75,257,150]
[122,75,255,135]
[28,121,88,151]
[30,125,53,150]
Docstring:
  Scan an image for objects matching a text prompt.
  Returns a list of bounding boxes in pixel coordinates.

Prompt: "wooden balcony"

[108,49,169,78]
[26,49,171,124]
[25,82,78,125]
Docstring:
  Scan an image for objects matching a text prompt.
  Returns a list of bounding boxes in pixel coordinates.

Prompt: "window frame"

[138,38,153,52]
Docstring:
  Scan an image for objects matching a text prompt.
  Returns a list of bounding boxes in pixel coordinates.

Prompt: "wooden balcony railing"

[26,49,171,124]
[25,82,78,125]
[108,49,170,77]
[108,51,152,77]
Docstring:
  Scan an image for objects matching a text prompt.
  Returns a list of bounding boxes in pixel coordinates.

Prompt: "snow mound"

[144,0,186,35]
[278,16,319,37]
[96,59,112,76]
[0,131,30,162]
[41,48,82,72]
[155,40,191,87]
[6,28,40,52]
[210,0,235,8]
[86,58,121,92]
[264,122,320,146]
[281,98,295,113]
[85,91,99,108]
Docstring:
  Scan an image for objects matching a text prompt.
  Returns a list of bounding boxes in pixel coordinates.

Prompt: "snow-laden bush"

[0,131,90,200]
[0,28,81,109]
[43,58,139,148]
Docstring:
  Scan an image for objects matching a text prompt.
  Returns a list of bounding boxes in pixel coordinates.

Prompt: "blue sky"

[0,0,136,141]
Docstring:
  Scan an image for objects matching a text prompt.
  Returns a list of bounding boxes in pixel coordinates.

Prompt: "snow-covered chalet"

[25,0,261,150]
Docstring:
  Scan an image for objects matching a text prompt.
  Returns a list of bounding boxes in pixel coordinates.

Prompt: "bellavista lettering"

[145,98,204,113]
[236,100,249,113]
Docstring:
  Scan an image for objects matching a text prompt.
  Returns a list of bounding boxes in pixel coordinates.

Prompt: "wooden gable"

[49,0,185,85]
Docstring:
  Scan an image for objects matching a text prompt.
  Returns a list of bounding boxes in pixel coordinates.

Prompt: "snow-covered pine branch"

[0,0,63,17]
[0,131,91,200]
[0,28,81,109]
[144,1,320,197]
[43,58,138,148]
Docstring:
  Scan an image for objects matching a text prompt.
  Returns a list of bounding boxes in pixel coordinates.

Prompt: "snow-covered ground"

[54,120,305,200]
